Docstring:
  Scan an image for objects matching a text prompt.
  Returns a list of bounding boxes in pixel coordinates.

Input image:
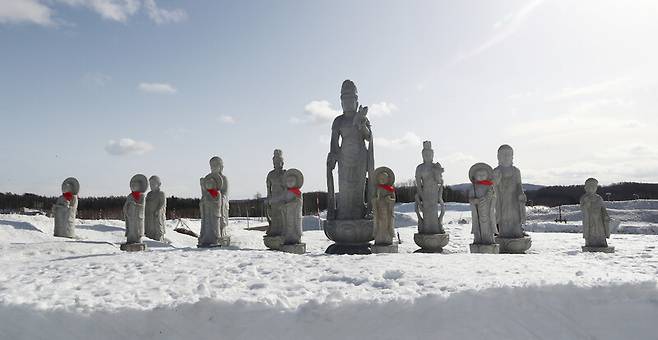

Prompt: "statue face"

[149,178,161,190]
[377,172,389,185]
[340,94,358,112]
[210,158,224,173]
[273,157,284,170]
[285,175,297,188]
[498,149,513,167]
[585,182,597,194]
[61,182,72,193]
[130,182,140,192]
[422,149,434,163]
[475,169,488,182]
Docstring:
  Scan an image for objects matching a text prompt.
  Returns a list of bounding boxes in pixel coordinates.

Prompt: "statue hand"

[358,105,368,117]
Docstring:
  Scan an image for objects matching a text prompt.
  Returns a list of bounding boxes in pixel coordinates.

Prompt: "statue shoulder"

[331,115,344,130]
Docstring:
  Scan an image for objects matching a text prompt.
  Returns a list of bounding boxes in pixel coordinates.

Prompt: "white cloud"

[292,100,340,124]
[368,102,399,117]
[105,138,153,156]
[0,0,55,25]
[218,115,236,124]
[138,82,177,94]
[374,132,422,150]
[143,0,186,24]
[57,0,140,22]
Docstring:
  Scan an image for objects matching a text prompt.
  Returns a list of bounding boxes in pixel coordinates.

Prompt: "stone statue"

[265,149,286,241]
[198,173,224,247]
[121,174,148,251]
[493,144,531,253]
[145,175,166,242]
[280,168,305,254]
[371,166,397,253]
[199,156,230,247]
[581,178,614,252]
[324,79,376,254]
[53,177,79,238]
[468,163,499,254]
[413,141,449,253]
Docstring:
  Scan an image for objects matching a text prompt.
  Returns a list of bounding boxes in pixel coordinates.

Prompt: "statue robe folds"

[373,187,395,245]
[266,169,286,236]
[415,163,445,234]
[199,190,222,245]
[145,190,166,241]
[581,193,611,247]
[281,191,303,244]
[493,166,526,238]
[53,195,77,238]
[470,184,497,244]
[123,194,145,244]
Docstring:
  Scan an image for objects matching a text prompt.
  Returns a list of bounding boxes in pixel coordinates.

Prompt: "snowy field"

[1,201,658,339]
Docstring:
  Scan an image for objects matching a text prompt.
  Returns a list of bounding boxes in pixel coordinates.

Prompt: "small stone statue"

[371,166,397,253]
[264,149,287,249]
[121,174,148,251]
[493,144,531,253]
[198,174,224,247]
[581,178,614,252]
[202,156,230,242]
[279,168,305,254]
[414,141,449,253]
[53,177,79,238]
[145,175,166,242]
[468,163,499,254]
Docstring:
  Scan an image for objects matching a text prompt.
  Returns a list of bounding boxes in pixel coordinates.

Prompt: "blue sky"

[1,0,658,199]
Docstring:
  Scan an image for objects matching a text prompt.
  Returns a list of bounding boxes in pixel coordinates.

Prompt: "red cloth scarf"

[207,189,220,198]
[63,192,74,201]
[378,184,395,193]
[288,187,302,198]
[131,191,142,201]
[477,180,494,186]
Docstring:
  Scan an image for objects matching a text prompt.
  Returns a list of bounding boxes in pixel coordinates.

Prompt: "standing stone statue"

[199,156,230,247]
[414,141,449,253]
[279,168,305,254]
[468,163,499,254]
[263,149,287,250]
[371,166,397,253]
[145,175,166,242]
[493,144,531,253]
[198,174,227,247]
[53,177,79,238]
[121,174,148,252]
[581,178,614,253]
[324,79,376,254]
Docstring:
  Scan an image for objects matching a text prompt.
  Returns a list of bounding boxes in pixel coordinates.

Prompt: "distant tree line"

[525,182,658,207]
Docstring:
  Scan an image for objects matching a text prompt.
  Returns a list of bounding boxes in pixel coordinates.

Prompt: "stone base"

[470,243,500,254]
[281,243,306,254]
[198,237,231,248]
[323,219,374,246]
[120,243,147,252]
[371,244,398,253]
[496,236,532,254]
[325,244,372,255]
[263,236,284,250]
[414,233,449,252]
[582,246,615,253]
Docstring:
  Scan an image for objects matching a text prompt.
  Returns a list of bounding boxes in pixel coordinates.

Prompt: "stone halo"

[373,166,395,186]
[62,177,80,195]
[468,163,493,183]
[284,168,304,188]
[130,174,149,193]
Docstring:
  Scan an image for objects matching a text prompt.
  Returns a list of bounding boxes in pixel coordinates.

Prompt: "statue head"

[585,178,599,194]
[340,79,358,113]
[284,168,304,189]
[373,166,395,186]
[497,144,514,167]
[272,149,284,170]
[422,141,434,164]
[149,175,162,191]
[129,174,148,193]
[61,177,79,195]
[468,163,494,184]
[209,156,224,173]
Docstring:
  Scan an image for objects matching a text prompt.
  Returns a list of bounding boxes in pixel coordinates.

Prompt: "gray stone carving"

[468,163,499,254]
[324,80,375,254]
[581,178,614,253]
[198,156,230,247]
[493,144,531,253]
[53,177,79,238]
[281,168,305,254]
[264,149,286,249]
[371,166,397,253]
[414,141,449,253]
[121,174,148,251]
[145,175,166,242]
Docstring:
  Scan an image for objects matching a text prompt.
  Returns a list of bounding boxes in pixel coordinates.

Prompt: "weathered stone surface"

[414,233,449,252]
[324,219,374,245]
[581,178,612,249]
[218,236,231,247]
[496,236,532,254]
[120,243,146,252]
[263,235,284,250]
[373,166,396,246]
[469,163,497,246]
[145,175,166,242]
[281,243,306,254]
[325,244,372,255]
[493,144,528,239]
[470,243,500,254]
[265,149,286,237]
[415,141,446,234]
[53,177,79,238]
[371,244,398,253]
[199,173,222,247]
[582,246,615,253]
[124,174,147,244]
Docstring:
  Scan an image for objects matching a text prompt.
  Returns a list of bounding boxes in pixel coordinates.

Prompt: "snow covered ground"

[1,201,658,339]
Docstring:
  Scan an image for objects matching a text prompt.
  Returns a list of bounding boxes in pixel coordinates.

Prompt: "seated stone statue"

[53,177,79,238]
[199,174,222,247]
[123,174,148,246]
[281,168,304,245]
[372,166,396,246]
[468,163,499,254]
[145,175,166,242]
[581,178,613,252]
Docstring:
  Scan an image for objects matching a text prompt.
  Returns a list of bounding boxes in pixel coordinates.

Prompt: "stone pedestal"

[470,243,500,254]
[582,246,615,253]
[414,233,449,253]
[496,236,531,254]
[281,243,306,254]
[324,219,374,254]
[371,244,398,253]
[120,243,146,252]
[264,236,284,250]
[198,237,231,248]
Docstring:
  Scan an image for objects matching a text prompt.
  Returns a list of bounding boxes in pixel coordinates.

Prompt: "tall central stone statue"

[324,79,375,254]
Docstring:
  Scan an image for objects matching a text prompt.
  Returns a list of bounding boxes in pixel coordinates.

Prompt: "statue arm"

[516,168,527,202]
[327,118,340,169]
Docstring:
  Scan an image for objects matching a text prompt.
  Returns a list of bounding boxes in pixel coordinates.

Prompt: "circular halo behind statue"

[469,163,494,183]
[283,168,304,188]
[62,177,80,195]
[130,174,149,193]
[373,166,395,186]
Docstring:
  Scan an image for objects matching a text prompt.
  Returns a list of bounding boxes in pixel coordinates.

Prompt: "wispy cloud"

[218,115,236,124]
[138,82,177,94]
[0,0,55,25]
[105,138,153,156]
[143,0,186,24]
[291,100,340,124]
[374,132,422,150]
[369,102,399,117]
[546,78,629,101]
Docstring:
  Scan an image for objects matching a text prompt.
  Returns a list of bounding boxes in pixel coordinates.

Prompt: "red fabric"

[131,191,142,201]
[288,187,302,198]
[378,184,396,192]
[63,192,74,201]
[207,189,220,198]
[477,180,494,186]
